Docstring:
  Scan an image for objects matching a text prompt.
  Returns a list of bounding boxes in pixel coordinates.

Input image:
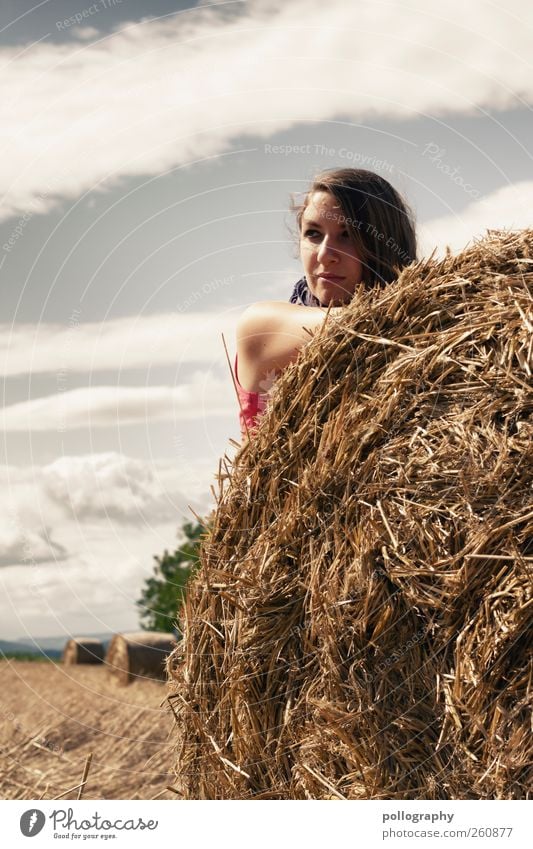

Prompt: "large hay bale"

[168,229,532,800]
[62,638,105,665]
[106,632,176,685]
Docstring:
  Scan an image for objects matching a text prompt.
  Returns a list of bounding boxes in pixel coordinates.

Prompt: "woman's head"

[292,168,417,306]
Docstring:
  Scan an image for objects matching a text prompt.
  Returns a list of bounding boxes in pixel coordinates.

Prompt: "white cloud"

[0,519,68,568]
[1,311,239,377]
[0,451,216,570]
[1,0,531,220]
[0,538,175,639]
[1,373,233,432]
[0,465,69,568]
[0,450,218,637]
[418,180,533,255]
[42,452,197,524]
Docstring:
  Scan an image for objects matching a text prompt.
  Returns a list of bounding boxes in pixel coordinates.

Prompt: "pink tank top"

[234,353,269,439]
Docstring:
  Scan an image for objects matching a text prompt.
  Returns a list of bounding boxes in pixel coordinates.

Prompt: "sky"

[0,0,531,641]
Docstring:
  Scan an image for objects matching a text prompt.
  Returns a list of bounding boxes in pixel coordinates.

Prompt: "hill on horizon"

[1,632,114,656]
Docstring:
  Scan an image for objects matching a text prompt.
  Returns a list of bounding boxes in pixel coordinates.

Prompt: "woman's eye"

[303,229,351,240]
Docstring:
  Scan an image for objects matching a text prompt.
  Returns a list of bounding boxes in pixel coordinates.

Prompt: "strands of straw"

[168,229,532,799]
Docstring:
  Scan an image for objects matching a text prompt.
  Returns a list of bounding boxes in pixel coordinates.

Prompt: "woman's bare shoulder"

[238,300,289,323]
[237,299,331,329]
[236,300,345,393]
[237,301,292,347]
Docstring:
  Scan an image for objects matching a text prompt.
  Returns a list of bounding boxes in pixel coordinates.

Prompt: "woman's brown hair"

[291,168,417,288]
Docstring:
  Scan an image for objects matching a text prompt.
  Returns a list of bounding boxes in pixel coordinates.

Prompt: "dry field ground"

[0,660,177,800]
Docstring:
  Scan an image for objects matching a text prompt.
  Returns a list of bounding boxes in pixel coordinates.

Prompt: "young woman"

[234,168,417,439]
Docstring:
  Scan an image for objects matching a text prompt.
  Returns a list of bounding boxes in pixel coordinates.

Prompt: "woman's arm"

[236,300,343,394]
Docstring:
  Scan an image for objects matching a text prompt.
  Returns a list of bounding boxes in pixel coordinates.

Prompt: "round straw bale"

[106,631,176,685]
[168,229,533,800]
[62,637,105,664]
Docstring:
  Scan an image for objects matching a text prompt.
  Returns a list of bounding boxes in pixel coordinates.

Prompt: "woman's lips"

[317,274,345,283]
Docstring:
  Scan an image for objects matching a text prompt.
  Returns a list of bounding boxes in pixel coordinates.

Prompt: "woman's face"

[299,190,364,306]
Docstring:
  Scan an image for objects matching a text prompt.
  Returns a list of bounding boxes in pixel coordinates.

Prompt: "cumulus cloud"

[0,539,173,638]
[0,518,68,568]
[1,374,233,431]
[0,311,238,378]
[0,0,531,220]
[0,451,216,569]
[42,452,203,524]
[419,180,533,255]
[0,465,68,567]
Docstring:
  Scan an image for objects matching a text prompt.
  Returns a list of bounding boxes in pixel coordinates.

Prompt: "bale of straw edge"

[62,637,105,665]
[106,632,176,685]
[168,229,533,800]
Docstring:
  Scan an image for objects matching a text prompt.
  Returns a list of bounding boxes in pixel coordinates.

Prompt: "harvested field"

[169,229,533,800]
[0,660,176,799]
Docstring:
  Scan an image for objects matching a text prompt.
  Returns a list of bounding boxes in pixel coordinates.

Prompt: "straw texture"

[168,229,532,799]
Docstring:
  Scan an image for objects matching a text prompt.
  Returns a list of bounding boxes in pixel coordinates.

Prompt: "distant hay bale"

[106,632,176,685]
[62,638,105,665]
[168,229,533,800]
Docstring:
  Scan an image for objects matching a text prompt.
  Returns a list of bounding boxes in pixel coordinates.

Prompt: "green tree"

[137,519,208,633]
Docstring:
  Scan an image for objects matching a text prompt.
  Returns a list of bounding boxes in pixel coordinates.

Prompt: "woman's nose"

[317,237,339,263]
